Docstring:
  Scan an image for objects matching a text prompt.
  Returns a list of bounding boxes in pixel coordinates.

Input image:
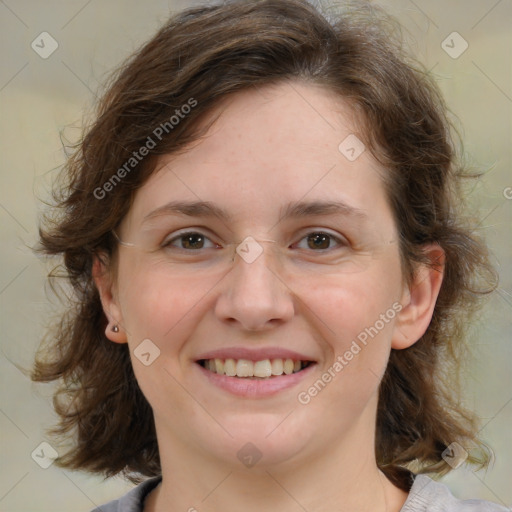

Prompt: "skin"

[95,81,444,512]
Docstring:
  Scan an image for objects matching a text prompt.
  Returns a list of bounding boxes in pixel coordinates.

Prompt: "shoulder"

[401,474,510,512]
[90,477,162,512]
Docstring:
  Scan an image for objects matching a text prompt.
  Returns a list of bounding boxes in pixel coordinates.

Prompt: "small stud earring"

[112,325,119,333]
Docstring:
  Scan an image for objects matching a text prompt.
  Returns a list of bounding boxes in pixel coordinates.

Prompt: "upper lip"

[195,347,317,362]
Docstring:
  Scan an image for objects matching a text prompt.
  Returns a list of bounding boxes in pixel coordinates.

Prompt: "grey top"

[92,474,510,512]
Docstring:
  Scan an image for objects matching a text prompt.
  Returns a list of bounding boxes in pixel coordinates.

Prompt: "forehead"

[124,81,392,231]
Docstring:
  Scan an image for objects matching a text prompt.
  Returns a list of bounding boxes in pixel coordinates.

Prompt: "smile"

[195,357,317,398]
[198,358,313,378]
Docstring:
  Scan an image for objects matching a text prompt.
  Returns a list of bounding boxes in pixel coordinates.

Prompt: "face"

[102,81,415,472]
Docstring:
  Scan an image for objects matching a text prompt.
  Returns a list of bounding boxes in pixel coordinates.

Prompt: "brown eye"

[164,231,217,250]
[293,231,347,252]
[307,233,331,250]
[181,233,205,249]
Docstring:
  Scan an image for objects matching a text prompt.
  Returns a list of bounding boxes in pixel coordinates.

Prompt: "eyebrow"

[143,201,233,223]
[278,200,368,222]
[142,199,367,224]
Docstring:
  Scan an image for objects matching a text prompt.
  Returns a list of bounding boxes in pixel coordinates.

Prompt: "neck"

[145,411,409,512]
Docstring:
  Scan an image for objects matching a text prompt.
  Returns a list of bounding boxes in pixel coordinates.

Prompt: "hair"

[33,0,497,488]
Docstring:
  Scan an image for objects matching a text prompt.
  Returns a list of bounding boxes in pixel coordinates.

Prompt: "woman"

[32,0,507,510]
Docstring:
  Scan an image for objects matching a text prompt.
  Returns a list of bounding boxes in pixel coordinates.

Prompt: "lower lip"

[195,362,317,398]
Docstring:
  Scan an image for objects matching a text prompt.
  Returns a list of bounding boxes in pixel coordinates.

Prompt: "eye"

[294,231,347,251]
[163,231,219,250]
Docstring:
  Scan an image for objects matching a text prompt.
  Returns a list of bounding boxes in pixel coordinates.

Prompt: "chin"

[195,413,314,470]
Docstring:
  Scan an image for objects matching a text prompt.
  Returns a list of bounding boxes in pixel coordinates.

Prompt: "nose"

[214,244,295,331]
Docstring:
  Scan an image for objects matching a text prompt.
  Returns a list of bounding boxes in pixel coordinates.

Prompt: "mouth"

[194,356,317,398]
[196,358,314,378]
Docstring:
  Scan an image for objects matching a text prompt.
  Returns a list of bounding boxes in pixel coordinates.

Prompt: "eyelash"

[162,230,348,252]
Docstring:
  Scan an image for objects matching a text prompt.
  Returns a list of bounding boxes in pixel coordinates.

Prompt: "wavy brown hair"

[33,0,497,487]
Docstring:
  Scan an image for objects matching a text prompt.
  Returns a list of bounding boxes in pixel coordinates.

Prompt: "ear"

[392,244,445,350]
[92,253,128,344]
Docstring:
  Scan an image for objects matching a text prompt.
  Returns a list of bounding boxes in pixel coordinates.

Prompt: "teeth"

[224,358,236,377]
[214,358,224,374]
[201,357,309,377]
[254,359,272,378]
[236,359,253,377]
[283,358,294,375]
[271,358,283,375]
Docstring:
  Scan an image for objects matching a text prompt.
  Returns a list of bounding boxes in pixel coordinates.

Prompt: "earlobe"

[92,254,128,344]
[104,322,127,344]
[391,244,445,350]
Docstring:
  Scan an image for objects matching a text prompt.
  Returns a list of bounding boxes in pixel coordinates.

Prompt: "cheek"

[293,254,403,401]
[115,263,218,422]
[116,254,225,343]
[295,271,400,426]
[123,282,200,350]
[298,261,402,341]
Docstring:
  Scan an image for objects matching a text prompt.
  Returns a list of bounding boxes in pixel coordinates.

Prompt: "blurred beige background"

[0,0,510,510]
